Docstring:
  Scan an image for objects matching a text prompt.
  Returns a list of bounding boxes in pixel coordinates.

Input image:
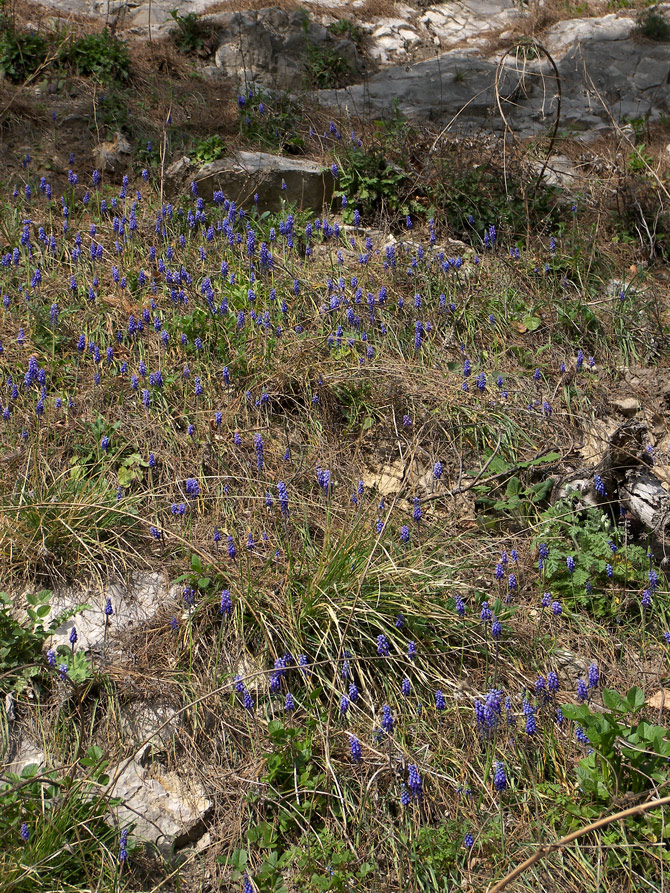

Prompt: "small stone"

[164,155,192,189]
[612,396,641,417]
[5,739,44,775]
[398,28,420,43]
[92,131,131,173]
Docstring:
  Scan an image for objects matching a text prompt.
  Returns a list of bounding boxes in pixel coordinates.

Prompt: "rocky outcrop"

[210,7,363,89]
[319,13,670,138]
[26,0,670,137]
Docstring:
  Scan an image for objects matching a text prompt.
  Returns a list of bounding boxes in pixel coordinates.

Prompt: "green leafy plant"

[223,719,334,892]
[473,451,560,526]
[288,828,373,892]
[0,590,88,693]
[628,143,653,172]
[93,87,129,137]
[0,24,47,83]
[296,9,352,89]
[191,134,226,165]
[59,30,130,83]
[433,155,563,242]
[329,380,380,433]
[222,840,291,893]
[116,452,149,488]
[561,686,670,866]
[328,18,365,49]
[169,9,210,54]
[57,648,94,685]
[173,552,219,603]
[69,414,122,476]
[562,686,670,801]
[534,498,653,619]
[402,819,503,889]
[333,103,428,222]
[259,718,328,835]
[304,43,351,88]
[335,148,416,222]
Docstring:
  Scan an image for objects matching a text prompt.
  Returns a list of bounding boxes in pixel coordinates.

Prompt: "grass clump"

[0,749,126,893]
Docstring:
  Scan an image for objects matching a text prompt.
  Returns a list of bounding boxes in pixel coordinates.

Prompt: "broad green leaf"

[522,315,542,331]
[561,703,590,722]
[627,686,646,712]
[602,688,629,714]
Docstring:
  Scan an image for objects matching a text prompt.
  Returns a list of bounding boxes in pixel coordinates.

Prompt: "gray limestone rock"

[164,154,193,192]
[319,14,670,137]
[544,14,635,57]
[3,738,45,776]
[211,7,362,89]
[19,1,670,150]
[319,51,499,124]
[109,748,211,854]
[46,571,175,652]
[194,151,334,212]
[121,701,181,749]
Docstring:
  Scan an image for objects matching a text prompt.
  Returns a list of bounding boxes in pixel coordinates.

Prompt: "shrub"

[93,87,129,137]
[304,44,351,89]
[335,147,416,221]
[0,25,47,83]
[238,86,305,153]
[328,18,366,49]
[59,30,130,83]
[636,7,670,41]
